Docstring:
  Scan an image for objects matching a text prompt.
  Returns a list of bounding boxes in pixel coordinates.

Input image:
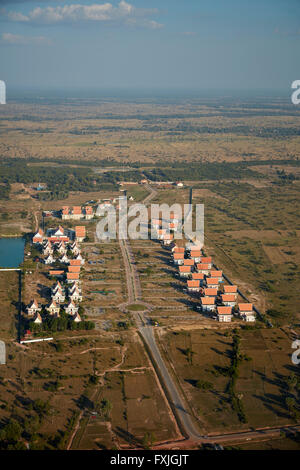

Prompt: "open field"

[0,271,19,341]
[158,327,300,436]
[1,98,300,164]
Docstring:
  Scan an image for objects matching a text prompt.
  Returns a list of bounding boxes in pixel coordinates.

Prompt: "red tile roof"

[67,272,80,280]
[206,278,218,285]
[221,294,236,302]
[190,250,201,257]
[75,226,86,237]
[238,303,253,312]
[73,206,82,215]
[201,297,215,305]
[173,253,184,260]
[187,280,200,288]
[201,257,212,264]
[85,206,93,214]
[224,285,237,294]
[173,246,185,253]
[210,270,222,278]
[204,288,218,296]
[183,259,194,266]
[69,259,81,266]
[197,263,210,271]
[192,272,205,280]
[217,306,232,315]
[68,266,81,273]
[179,266,192,273]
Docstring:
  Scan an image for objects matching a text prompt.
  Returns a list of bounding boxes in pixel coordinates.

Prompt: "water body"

[0,238,25,268]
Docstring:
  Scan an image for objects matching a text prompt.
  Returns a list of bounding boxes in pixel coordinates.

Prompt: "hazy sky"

[0,0,299,90]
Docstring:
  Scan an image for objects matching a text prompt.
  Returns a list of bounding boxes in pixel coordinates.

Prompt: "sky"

[0,0,299,92]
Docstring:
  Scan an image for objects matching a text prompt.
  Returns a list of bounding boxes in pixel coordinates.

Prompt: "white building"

[217,306,232,322]
[239,303,256,322]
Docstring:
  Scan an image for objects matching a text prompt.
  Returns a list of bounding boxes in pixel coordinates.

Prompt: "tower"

[189,187,193,206]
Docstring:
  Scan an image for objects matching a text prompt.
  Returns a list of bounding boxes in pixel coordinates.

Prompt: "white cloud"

[1,32,52,45]
[5,1,163,28]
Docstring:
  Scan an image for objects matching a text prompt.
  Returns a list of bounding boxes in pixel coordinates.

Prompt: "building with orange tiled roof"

[224,285,238,295]
[183,258,194,266]
[206,277,219,288]
[217,306,232,322]
[172,246,185,254]
[173,253,184,265]
[75,226,86,242]
[62,205,94,220]
[33,228,44,244]
[26,299,41,317]
[178,265,192,277]
[196,263,211,275]
[200,296,215,312]
[187,279,201,292]
[238,303,255,322]
[200,257,212,268]
[221,294,236,307]
[210,270,223,282]
[190,250,202,262]
[49,270,64,278]
[191,272,205,283]
[65,300,78,315]
[66,272,80,283]
[69,259,81,266]
[204,288,218,297]
[47,300,60,317]
[84,206,94,219]
[68,266,81,273]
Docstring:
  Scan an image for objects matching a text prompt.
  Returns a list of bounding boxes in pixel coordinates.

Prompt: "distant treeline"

[165,124,300,138]
[143,162,262,182]
[65,124,300,138]
[130,158,300,169]
[0,157,299,199]
[0,160,119,200]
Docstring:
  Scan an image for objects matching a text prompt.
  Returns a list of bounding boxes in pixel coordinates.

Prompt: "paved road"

[119,185,202,439]
[139,317,201,439]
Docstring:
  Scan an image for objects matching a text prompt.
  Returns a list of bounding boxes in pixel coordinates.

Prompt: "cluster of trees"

[143,162,260,182]
[226,332,252,424]
[23,309,95,334]
[284,373,300,421]
[0,183,10,200]
[276,169,298,183]
[0,398,52,449]
[0,159,119,200]
[28,315,95,333]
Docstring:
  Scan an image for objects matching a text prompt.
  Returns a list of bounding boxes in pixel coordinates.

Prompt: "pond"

[0,238,25,268]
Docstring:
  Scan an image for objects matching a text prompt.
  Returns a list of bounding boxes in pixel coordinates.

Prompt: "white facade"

[218,314,232,322]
